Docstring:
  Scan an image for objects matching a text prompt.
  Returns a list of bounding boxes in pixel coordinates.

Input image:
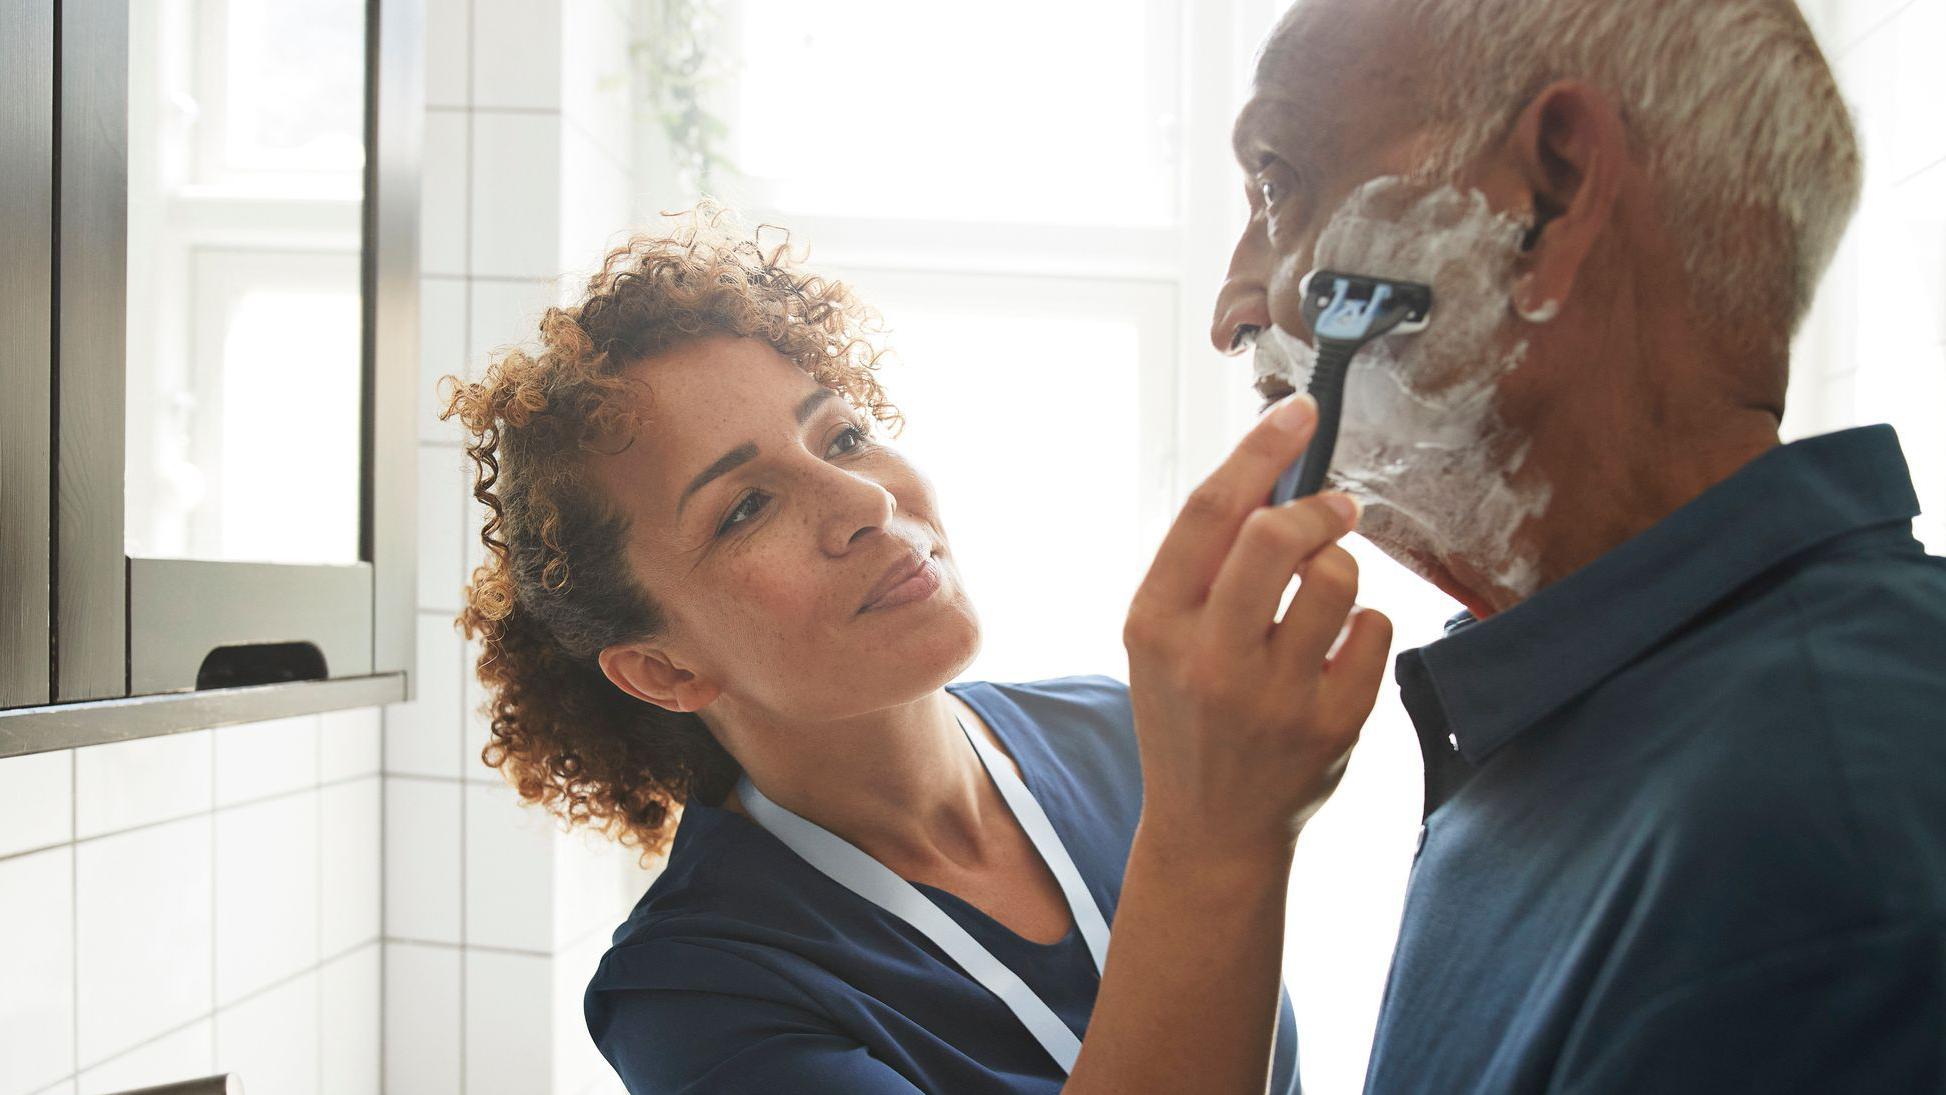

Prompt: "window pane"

[217,0,367,178]
[125,0,366,564]
[732,0,1178,226]
[871,307,1148,683]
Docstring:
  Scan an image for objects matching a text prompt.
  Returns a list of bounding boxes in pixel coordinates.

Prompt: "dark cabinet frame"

[0,0,423,756]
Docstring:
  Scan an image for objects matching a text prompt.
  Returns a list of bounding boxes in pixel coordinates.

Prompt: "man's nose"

[1209,224,1274,356]
[1211,290,1273,358]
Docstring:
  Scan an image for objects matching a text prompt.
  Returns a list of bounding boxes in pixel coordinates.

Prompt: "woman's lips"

[860,556,942,614]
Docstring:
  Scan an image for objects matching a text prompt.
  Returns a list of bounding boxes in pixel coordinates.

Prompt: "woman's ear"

[1500,80,1626,321]
[597,642,721,713]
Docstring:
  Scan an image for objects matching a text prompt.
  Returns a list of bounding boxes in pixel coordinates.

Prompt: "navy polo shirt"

[1365,425,1946,1093]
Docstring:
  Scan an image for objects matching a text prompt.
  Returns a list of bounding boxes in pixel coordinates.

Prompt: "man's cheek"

[1265,245,1321,343]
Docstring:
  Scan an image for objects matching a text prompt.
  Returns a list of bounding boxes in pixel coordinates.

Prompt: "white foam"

[1252,177,1553,601]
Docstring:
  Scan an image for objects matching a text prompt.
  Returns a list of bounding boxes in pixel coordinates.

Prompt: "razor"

[1268,270,1434,506]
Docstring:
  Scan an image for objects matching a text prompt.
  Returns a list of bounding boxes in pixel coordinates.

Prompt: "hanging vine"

[635,0,738,196]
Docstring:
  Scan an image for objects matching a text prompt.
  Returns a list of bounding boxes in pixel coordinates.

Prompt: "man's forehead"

[1239,0,1429,158]
[1254,0,1422,96]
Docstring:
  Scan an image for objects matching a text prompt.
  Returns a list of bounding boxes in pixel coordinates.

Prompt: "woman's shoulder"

[952,673,1142,819]
[952,673,1132,736]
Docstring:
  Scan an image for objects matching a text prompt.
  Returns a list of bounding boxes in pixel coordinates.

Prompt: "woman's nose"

[816,465,898,556]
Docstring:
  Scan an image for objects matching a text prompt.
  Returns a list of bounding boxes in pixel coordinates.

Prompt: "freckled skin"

[584,334,982,727]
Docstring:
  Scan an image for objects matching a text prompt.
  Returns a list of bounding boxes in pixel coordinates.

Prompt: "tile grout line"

[70,746,79,1084]
[461,0,477,1086]
[315,716,325,1091]
[209,721,218,1070]
[382,935,557,959]
[1839,0,1927,55]
[1894,148,1946,190]
[0,769,386,865]
[65,938,383,1082]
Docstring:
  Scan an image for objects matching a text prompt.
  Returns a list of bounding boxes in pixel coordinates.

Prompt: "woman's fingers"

[1202,494,1359,658]
[1269,541,1363,669]
[1322,606,1393,726]
[1132,394,1317,614]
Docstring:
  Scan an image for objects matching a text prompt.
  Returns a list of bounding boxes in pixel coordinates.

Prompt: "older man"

[1207,0,1946,1090]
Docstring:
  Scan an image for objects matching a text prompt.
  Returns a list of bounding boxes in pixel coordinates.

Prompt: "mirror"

[124,0,367,565]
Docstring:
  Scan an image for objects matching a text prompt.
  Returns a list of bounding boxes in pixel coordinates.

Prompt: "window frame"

[0,0,423,757]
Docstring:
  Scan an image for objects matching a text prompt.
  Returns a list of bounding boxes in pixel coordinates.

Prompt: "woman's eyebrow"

[675,388,840,518]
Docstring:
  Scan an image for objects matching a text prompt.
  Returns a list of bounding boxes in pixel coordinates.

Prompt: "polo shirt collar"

[1403,425,1921,766]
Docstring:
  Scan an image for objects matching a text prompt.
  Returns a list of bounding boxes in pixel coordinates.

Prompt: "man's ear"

[1500,80,1626,320]
[596,642,722,714]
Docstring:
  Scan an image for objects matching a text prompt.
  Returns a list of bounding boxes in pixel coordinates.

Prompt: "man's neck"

[1438,406,1783,619]
[712,689,1008,876]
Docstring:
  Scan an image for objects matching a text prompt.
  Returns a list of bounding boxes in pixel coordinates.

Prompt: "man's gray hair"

[1388,0,1861,339]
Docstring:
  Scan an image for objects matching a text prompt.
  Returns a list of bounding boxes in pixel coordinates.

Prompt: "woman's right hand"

[1122,393,1393,862]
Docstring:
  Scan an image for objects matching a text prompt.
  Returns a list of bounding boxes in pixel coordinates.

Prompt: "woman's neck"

[714,689,1012,875]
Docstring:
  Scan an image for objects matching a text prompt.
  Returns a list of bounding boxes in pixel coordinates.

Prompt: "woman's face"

[589,335,980,722]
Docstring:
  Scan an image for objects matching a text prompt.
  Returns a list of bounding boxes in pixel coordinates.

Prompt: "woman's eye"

[828,423,868,456]
[717,492,767,536]
[714,426,868,537]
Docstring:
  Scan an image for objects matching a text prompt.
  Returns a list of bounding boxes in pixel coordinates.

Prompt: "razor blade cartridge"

[1298,270,1433,345]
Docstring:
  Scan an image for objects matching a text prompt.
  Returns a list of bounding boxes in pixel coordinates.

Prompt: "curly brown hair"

[439,205,903,864]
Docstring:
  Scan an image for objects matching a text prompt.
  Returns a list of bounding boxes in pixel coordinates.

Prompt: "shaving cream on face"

[1252,176,1553,601]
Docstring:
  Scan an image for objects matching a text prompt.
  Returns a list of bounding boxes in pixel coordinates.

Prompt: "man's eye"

[1255,161,1300,216]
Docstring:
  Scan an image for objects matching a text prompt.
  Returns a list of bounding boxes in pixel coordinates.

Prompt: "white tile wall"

[425,0,473,109]
[421,276,471,443]
[73,731,211,839]
[463,641,498,784]
[387,614,466,778]
[464,784,557,950]
[214,973,320,1095]
[0,750,72,857]
[423,110,472,277]
[321,777,383,955]
[383,942,462,1094]
[471,112,568,278]
[319,945,382,1095]
[384,778,465,943]
[552,930,620,1094]
[466,277,562,368]
[75,1020,211,1095]
[464,950,555,1095]
[420,445,471,613]
[214,793,320,1005]
[319,707,382,783]
[471,0,567,111]
[0,848,75,1094]
[11,707,386,1095]
[74,816,213,1067]
[213,714,318,807]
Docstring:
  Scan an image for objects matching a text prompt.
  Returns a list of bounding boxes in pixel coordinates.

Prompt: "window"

[691,3,1442,1089]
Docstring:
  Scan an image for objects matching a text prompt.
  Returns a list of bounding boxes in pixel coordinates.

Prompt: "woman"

[443,208,1389,1094]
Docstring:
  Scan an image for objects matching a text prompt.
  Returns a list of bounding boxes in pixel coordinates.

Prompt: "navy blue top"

[585,674,1302,1094]
[1367,425,1946,1093]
